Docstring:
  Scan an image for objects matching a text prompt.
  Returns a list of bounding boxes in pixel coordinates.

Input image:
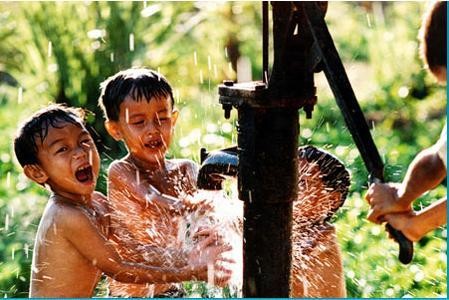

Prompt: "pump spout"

[197,146,238,190]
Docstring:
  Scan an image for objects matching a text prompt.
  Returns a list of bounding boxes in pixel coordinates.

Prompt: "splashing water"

[178,189,243,296]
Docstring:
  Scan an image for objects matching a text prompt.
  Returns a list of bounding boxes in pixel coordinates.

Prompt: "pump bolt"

[223,104,232,119]
[254,82,266,91]
[223,80,234,87]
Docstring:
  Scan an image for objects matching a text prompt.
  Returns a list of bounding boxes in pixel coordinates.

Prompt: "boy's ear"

[105,121,122,141]
[23,164,48,184]
[171,109,179,127]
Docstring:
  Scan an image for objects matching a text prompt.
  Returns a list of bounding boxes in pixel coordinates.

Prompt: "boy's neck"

[126,154,166,173]
[50,190,92,208]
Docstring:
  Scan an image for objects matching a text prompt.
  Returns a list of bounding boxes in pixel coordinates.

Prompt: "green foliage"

[0,1,446,298]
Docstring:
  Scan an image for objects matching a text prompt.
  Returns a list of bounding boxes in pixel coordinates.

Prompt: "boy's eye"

[56,146,68,154]
[158,117,170,124]
[131,120,145,125]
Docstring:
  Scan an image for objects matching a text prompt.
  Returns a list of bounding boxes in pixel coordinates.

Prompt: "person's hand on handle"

[365,182,412,224]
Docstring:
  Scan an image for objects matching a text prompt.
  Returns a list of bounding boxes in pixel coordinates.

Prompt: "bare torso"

[30,193,108,297]
[107,157,197,296]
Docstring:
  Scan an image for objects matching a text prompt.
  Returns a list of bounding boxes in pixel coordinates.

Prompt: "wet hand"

[209,258,235,287]
[188,231,232,276]
[365,182,411,224]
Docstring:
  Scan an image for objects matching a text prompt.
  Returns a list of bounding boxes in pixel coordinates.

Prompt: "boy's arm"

[384,197,447,242]
[59,205,230,284]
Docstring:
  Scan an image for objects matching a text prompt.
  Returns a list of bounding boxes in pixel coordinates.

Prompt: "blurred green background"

[0,1,446,298]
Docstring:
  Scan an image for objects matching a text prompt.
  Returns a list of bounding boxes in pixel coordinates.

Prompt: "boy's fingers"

[194,228,212,237]
[216,257,236,264]
[196,233,219,249]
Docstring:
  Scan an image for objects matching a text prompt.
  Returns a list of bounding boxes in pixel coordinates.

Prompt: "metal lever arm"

[303,1,413,264]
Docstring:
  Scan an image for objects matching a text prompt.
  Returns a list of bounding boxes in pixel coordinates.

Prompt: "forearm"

[111,261,199,284]
[412,198,447,238]
[398,148,446,205]
[138,245,189,269]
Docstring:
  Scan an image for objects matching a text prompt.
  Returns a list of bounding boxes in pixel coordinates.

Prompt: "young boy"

[365,1,446,243]
[291,145,350,297]
[13,104,231,297]
[98,68,229,297]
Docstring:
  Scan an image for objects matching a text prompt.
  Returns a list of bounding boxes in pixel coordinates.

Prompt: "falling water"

[129,33,135,51]
[178,189,243,297]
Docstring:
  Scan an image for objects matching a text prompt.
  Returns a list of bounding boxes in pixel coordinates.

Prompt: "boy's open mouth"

[75,165,93,183]
[144,139,163,149]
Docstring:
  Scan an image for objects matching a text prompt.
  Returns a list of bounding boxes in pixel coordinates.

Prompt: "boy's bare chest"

[143,168,194,197]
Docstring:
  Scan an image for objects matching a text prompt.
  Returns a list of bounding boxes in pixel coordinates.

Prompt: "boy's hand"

[384,211,420,242]
[365,182,412,224]
[187,228,234,284]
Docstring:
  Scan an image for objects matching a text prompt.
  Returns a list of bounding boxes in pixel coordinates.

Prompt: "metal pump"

[198,1,412,297]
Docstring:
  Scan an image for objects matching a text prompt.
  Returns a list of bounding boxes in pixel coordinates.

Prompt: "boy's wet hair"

[98,68,174,121]
[420,1,446,74]
[298,145,351,201]
[14,104,85,167]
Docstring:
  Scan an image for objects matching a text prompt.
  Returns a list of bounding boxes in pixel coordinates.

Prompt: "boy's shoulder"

[44,196,94,232]
[107,158,134,175]
[166,158,199,175]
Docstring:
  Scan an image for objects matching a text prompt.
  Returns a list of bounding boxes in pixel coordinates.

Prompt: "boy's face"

[107,95,178,167]
[29,121,100,200]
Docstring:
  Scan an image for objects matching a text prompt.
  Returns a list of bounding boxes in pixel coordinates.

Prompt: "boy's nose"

[146,120,160,134]
[72,146,87,160]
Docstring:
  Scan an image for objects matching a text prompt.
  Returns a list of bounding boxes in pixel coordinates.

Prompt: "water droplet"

[24,243,29,259]
[110,52,115,62]
[199,70,204,84]
[48,41,52,57]
[129,33,135,51]
[193,51,198,66]
[6,172,11,187]
[366,13,372,28]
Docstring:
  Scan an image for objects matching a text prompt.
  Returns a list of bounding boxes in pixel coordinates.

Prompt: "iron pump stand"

[216,1,413,297]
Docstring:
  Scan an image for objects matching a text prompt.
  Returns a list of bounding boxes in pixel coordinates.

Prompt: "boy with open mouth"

[13,104,231,297]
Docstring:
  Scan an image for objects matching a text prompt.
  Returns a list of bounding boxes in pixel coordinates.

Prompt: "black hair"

[14,104,85,167]
[298,145,351,201]
[420,1,447,74]
[98,68,174,121]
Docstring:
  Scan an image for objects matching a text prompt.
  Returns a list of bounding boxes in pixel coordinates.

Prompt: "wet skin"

[28,121,227,297]
[105,96,232,296]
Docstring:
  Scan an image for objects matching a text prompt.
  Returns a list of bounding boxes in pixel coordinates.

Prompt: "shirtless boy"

[98,68,230,297]
[13,105,230,297]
